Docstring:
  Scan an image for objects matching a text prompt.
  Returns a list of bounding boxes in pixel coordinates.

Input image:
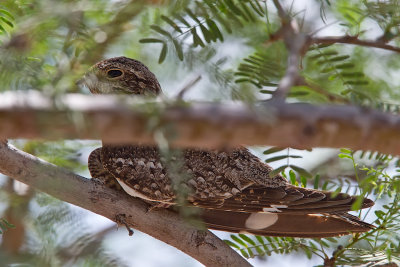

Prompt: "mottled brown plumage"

[84,56,374,237]
[83,57,161,95]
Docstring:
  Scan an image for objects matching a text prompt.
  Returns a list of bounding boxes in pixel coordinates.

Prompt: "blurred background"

[1,0,400,266]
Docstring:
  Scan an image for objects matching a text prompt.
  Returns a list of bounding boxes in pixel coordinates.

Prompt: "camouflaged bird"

[83,56,374,238]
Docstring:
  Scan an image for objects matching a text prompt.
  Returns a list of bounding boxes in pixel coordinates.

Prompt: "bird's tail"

[202,209,374,238]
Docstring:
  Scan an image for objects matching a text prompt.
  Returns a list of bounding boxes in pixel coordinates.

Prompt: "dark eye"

[106,69,123,78]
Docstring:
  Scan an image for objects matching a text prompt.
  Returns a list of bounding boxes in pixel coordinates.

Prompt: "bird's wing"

[89,147,374,237]
[186,184,374,237]
[192,184,374,214]
[96,145,374,214]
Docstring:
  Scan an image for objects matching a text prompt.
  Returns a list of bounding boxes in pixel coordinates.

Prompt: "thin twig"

[272,0,288,21]
[176,75,202,100]
[296,77,350,104]
[311,35,400,53]
[269,0,309,101]
[271,20,307,100]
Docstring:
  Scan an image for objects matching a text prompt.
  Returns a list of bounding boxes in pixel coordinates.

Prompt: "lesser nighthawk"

[83,56,374,237]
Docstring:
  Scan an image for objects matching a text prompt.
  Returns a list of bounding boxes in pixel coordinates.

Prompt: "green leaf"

[301,176,307,187]
[263,147,285,155]
[269,165,289,177]
[206,19,223,41]
[322,181,329,190]
[259,89,274,93]
[224,0,245,18]
[224,239,240,249]
[0,24,6,34]
[340,148,352,154]
[341,72,364,77]
[172,39,183,61]
[343,80,369,85]
[239,2,256,22]
[247,247,254,258]
[255,236,264,244]
[338,154,352,159]
[314,174,320,189]
[240,249,250,258]
[0,9,14,19]
[173,14,191,27]
[158,43,168,64]
[289,170,296,185]
[205,2,233,33]
[0,218,15,234]
[199,24,212,43]
[139,38,164,43]
[290,165,312,178]
[328,55,350,62]
[231,234,247,247]
[191,28,205,47]
[375,210,385,219]
[150,25,172,38]
[185,8,201,23]
[161,15,182,33]
[265,155,290,163]
[0,16,13,28]
[351,196,364,210]
[288,91,309,97]
[239,234,256,246]
[335,63,355,69]
[248,0,265,16]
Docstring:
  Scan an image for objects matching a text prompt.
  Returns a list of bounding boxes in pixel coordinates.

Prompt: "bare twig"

[176,75,202,100]
[1,93,400,155]
[272,0,288,21]
[270,0,308,101]
[311,35,400,53]
[296,77,350,104]
[0,142,251,267]
[272,30,305,100]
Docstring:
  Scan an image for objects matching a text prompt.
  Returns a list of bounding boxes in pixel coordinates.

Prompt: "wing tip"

[202,210,374,238]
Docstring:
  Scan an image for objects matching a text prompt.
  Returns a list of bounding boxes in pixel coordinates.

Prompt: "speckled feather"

[91,144,373,214]
[99,145,286,204]
[85,56,375,237]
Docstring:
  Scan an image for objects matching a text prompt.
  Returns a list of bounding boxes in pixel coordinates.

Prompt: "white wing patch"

[116,178,154,201]
[245,213,279,230]
[262,204,288,213]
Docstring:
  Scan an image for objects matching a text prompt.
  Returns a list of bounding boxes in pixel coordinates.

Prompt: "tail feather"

[202,209,374,238]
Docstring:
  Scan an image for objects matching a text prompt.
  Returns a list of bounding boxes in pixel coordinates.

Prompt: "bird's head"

[80,56,161,96]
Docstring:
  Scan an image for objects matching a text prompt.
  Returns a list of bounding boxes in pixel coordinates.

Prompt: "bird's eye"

[106,69,123,78]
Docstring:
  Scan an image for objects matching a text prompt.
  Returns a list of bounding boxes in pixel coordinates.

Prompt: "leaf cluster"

[0,7,14,36]
[0,218,14,234]
[140,0,266,63]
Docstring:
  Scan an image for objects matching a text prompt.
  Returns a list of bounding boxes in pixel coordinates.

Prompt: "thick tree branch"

[1,92,400,155]
[311,35,400,53]
[0,142,250,267]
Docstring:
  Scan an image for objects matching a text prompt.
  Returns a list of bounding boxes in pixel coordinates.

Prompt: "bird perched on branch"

[83,56,374,238]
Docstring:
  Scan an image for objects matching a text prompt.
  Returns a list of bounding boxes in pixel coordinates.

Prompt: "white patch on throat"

[245,213,279,230]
